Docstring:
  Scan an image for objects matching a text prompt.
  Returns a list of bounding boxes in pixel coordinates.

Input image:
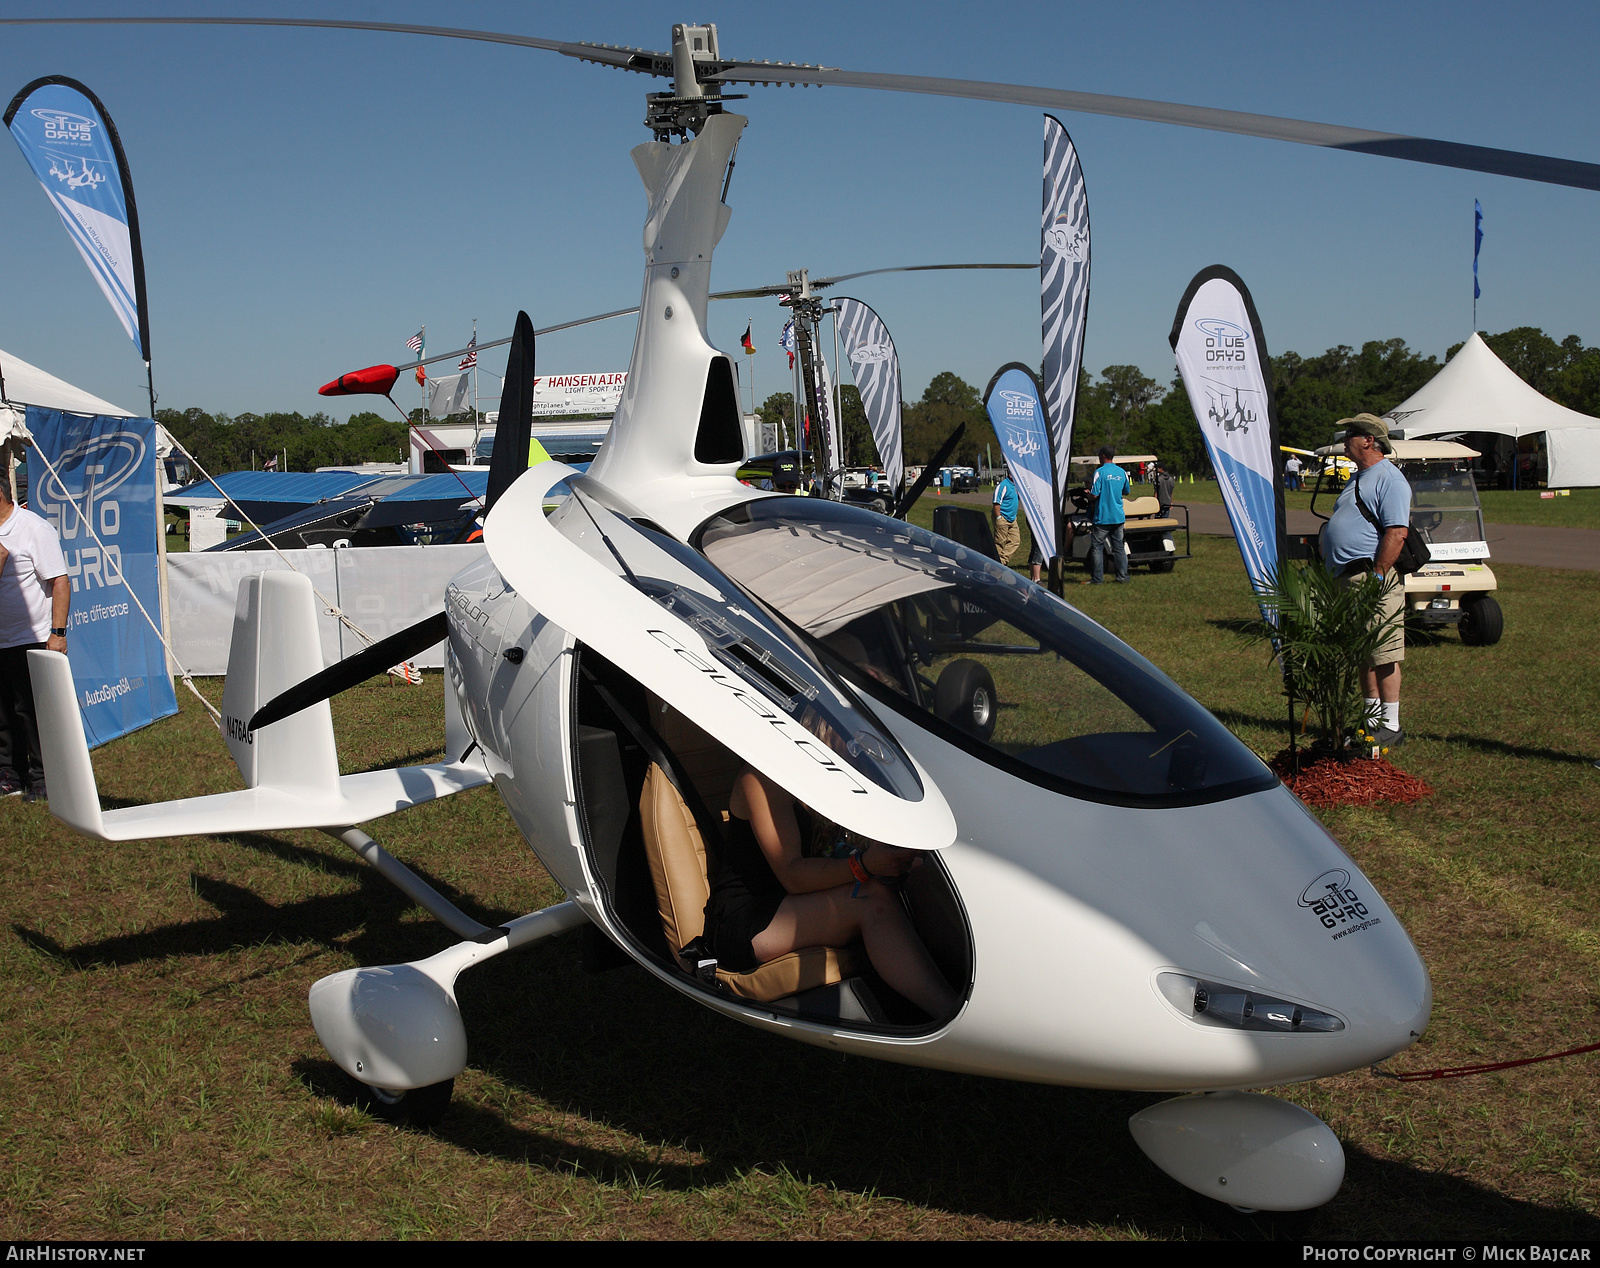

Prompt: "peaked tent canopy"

[0,345,135,417]
[1383,333,1600,487]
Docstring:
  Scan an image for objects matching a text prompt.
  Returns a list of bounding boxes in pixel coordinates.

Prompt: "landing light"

[1156,972,1343,1033]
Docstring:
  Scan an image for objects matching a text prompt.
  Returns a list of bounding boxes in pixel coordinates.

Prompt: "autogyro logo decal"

[1298,869,1381,939]
[997,389,1036,419]
[1194,316,1250,365]
[31,106,97,145]
[851,340,893,364]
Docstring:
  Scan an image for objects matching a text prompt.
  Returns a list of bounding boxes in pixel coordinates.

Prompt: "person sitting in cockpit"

[702,765,959,1019]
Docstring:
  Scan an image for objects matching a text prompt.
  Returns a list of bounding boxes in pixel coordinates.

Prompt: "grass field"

[1,533,1597,1240]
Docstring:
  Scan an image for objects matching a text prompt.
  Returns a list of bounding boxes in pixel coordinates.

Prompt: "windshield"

[696,499,1275,806]
[1402,461,1485,545]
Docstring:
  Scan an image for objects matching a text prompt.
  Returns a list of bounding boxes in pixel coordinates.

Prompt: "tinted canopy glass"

[698,498,1275,805]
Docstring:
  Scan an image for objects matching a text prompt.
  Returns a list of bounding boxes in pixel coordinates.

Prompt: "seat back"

[646,692,742,814]
[1123,495,1162,517]
[638,762,711,955]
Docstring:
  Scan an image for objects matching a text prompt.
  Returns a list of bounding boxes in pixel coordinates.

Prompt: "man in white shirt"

[0,469,70,800]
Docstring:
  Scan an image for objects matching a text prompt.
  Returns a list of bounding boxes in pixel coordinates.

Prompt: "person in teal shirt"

[1088,446,1130,583]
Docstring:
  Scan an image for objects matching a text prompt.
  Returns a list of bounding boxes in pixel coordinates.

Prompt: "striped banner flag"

[459,332,477,370]
[1040,114,1090,524]
[834,296,904,493]
[406,328,424,356]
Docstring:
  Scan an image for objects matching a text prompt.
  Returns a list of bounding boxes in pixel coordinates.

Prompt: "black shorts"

[703,880,787,973]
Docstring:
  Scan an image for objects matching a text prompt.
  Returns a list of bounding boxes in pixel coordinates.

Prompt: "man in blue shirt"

[1087,446,1131,583]
[1321,413,1412,747]
[992,467,1021,565]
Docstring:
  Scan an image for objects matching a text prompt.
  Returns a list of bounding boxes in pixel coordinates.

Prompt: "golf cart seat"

[1122,496,1182,531]
[638,761,860,1002]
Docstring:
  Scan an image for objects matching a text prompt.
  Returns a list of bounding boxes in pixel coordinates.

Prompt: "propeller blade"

[892,423,966,520]
[486,311,536,514]
[397,306,641,373]
[247,612,448,733]
[717,65,1600,193]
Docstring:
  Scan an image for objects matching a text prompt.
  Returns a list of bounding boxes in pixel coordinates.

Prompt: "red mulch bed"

[1268,747,1434,808]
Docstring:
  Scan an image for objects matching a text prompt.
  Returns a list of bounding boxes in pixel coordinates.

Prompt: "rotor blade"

[709,263,1033,302]
[247,612,448,733]
[711,65,1600,193]
[812,263,1034,289]
[892,423,966,520]
[398,306,641,372]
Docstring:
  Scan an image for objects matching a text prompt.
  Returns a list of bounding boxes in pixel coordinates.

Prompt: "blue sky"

[1,0,1596,422]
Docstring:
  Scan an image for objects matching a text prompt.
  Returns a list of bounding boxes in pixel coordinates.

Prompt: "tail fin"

[30,569,489,842]
[30,649,106,837]
[218,571,340,796]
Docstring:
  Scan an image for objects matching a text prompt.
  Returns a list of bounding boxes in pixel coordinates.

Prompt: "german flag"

[741,323,755,354]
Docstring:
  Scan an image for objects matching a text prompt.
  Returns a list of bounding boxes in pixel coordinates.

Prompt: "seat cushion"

[717,944,862,1001]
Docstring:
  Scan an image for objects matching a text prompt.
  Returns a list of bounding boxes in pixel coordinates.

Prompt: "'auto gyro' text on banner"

[983,364,1057,560]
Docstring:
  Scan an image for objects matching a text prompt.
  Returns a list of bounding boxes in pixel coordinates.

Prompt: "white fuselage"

[446,493,1431,1094]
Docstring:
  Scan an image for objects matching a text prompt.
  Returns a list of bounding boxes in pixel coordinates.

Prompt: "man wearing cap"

[1321,413,1410,747]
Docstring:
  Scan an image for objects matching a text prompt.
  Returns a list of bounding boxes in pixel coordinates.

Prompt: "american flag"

[406,329,424,355]
[458,334,477,370]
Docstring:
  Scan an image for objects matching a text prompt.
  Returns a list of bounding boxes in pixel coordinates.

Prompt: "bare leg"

[1360,662,1401,703]
[751,881,959,1019]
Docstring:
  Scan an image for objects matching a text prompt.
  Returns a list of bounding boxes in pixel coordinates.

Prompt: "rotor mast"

[645,22,745,140]
[783,269,840,498]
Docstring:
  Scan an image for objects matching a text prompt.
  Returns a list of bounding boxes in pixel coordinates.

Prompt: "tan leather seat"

[646,692,742,814]
[637,761,859,1002]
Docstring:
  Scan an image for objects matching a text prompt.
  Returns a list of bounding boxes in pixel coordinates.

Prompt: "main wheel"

[1458,595,1504,646]
[1149,558,1175,574]
[934,659,997,741]
[353,1077,454,1127]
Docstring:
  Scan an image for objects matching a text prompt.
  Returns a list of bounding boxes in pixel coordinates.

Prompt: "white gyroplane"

[37,16,1578,1214]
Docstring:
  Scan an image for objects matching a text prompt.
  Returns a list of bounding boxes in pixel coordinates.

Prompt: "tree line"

[158,407,409,475]
[761,325,1600,476]
[160,325,1600,479]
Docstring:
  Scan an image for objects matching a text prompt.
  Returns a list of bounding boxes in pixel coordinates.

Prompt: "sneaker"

[23,777,46,803]
[0,769,20,797]
[1371,726,1405,749]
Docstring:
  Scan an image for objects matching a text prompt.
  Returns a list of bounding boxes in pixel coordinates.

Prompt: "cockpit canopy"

[697,498,1277,807]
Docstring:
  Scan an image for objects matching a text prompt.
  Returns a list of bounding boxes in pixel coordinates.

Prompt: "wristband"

[847,849,873,885]
[50,627,68,637]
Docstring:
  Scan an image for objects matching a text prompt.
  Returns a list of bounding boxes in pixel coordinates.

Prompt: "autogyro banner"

[5,78,151,362]
[26,407,177,747]
[1040,114,1090,522]
[982,364,1057,560]
[1169,266,1285,593]
[834,296,904,492]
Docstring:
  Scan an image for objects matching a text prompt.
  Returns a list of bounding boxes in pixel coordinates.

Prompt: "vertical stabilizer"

[218,572,340,795]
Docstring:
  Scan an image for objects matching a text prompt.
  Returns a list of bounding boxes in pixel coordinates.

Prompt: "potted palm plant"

[1238,563,1405,761]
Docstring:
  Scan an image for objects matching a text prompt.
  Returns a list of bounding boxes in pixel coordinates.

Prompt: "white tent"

[1383,333,1600,487]
[0,346,136,418]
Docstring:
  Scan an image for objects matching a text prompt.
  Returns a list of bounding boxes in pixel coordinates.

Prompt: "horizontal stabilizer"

[29,650,489,842]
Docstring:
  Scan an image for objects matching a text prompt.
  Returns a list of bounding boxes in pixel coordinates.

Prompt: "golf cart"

[1063,454,1191,573]
[1310,438,1503,645]
[738,451,895,513]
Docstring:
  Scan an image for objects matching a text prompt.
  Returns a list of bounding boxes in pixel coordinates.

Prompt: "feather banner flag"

[5,77,151,363]
[983,363,1057,561]
[1040,115,1090,527]
[834,296,904,492]
[1169,266,1286,602]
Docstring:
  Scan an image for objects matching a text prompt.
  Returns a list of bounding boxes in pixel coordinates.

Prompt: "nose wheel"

[352,1077,456,1127]
[1128,1091,1345,1212]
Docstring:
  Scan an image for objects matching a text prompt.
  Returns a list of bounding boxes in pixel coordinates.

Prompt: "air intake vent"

[694,357,744,464]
